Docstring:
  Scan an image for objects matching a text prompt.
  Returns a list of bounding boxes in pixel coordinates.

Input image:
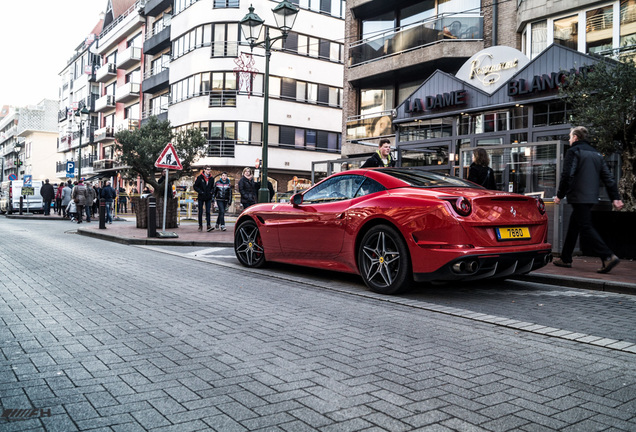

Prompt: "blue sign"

[8,173,17,181]
[23,175,32,187]
[66,161,75,178]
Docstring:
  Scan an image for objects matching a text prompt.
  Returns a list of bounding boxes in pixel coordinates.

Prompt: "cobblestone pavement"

[1,218,635,431]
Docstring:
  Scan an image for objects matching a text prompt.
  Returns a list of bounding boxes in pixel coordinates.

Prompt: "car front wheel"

[358,225,411,295]
[234,220,266,268]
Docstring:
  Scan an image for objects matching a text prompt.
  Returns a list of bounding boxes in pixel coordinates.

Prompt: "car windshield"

[378,168,477,188]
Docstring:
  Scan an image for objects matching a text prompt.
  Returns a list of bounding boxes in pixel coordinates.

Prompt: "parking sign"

[66,161,75,178]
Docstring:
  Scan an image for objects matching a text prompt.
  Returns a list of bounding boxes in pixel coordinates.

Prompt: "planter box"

[131,196,179,229]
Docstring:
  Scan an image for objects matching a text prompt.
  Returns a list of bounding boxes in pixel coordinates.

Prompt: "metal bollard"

[19,196,23,215]
[147,196,157,238]
[99,198,106,229]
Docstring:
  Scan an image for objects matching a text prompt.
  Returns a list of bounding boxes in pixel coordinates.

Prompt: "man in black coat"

[361,138,396,168]
[40,179,55,215]
[193,166,215,232]
[553,126,624,273]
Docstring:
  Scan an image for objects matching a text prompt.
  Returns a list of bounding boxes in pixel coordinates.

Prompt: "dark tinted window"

[379,168,475,188]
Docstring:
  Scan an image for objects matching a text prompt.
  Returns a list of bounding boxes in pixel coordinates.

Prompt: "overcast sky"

[0,0,105,107]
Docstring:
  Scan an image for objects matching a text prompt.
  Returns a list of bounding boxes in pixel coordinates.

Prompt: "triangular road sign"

[155,143,183,170]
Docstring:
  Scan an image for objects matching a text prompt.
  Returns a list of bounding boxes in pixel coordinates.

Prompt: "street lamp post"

[74,107,90,181]
[240,1,298,203]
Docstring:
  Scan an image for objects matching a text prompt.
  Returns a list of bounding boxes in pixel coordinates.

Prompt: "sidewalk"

[5,213,635,294]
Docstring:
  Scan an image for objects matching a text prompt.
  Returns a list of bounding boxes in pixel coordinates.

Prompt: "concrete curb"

[76,227,234,247]
[511,273,636,296]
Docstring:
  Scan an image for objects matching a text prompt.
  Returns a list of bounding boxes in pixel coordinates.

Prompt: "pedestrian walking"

[361,139,396,168]
[238,167,256,210]
[61,182,72,218]
[468,147,497,190]
[213,172,232,231]
[553,126,624,273]
[193,166,215,232]
[85,182,95,222]
[100,181,117,224]
[40,179,55,215]
[55,183,64,215]
[71,180,89,224]
[118,187,128,214]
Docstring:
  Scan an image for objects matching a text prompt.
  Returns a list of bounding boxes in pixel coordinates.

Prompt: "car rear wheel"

[358,225,411,295]
[234,220,266,268]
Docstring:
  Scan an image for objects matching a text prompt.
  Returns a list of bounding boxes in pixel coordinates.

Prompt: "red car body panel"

[236,169,552,283]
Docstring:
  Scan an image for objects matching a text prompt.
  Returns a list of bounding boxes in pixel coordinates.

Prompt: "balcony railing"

[209,90,237,107]
[349,13,483,67]
[95,63,117,83]
[115,119,140,132]
[58,108,69,123]
[95,94,116,112]
[117,46,142,69]
[94,126,115,142]
[206,140,236,158]
[115,82,140,103]
[93,159,114,171]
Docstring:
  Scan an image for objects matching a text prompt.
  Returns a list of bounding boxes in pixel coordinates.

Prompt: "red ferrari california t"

[234,168,552,294]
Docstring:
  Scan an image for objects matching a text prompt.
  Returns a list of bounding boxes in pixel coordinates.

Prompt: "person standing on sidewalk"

[100,181,117,224]
[213,172,232,231]
[40,179,55,215]
[71,180,88,224]
[238,167,256,210]
[553,126,624,273]
[55,182,64,215]
[84,182,95,222]
[193,166,214,232]
[361,139,396,168]
[61,182,72,218]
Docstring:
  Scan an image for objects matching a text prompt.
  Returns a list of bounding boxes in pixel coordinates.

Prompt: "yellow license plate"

[496,227,530,241]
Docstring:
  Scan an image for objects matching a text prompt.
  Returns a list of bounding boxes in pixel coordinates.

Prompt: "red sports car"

[234,168,552,294]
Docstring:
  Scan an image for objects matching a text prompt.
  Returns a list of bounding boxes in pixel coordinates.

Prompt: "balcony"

[95,94,116,112]
[115,119,140,132]
[58,108,68,123]
[144,0,172,16]
[144,25,170,55]
[115,82,140,103]
[348,13,483,67]
[94,126,115,142]
[95,63,117,83]
[142,67,169,93]
[117,46,142,69]
[93,159,114,172]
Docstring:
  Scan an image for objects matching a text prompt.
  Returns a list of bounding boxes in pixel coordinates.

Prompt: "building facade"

[168,0,346,193]
[343,0,636,156]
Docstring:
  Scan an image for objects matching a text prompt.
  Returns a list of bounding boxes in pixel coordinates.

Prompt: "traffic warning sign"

[155,143,183,170]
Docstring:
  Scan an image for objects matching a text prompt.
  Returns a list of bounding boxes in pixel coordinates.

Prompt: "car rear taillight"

[443,196,472,217]
[536,197,546,215]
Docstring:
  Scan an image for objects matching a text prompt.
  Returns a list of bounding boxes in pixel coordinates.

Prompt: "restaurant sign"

[456,46,530,94]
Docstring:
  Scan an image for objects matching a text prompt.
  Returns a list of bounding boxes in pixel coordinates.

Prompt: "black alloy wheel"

[358,224,411,295]
[234,219,266,268]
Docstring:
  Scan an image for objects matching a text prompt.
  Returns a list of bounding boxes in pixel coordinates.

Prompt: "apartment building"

[58,21,102,182]
[16,100,60,181]
[168,0,346,192]
[0,107,22,182]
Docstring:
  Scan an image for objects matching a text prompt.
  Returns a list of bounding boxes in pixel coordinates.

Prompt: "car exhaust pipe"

[452,262,466,273]
[452,260,479,274]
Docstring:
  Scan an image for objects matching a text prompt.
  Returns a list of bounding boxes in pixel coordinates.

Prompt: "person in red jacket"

[55,182,64,215]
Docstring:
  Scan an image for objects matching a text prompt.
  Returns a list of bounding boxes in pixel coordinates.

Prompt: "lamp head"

[75,107,90,122]
[240,4,265,45]
[272,0,299,35]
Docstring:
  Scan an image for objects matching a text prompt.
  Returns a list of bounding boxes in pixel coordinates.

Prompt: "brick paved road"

[1,218,635,431]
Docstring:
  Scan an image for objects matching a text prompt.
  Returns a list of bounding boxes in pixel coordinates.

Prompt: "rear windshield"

[378,168,477,188]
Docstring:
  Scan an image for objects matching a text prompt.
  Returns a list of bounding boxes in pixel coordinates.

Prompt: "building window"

[587,6,614,54]
[212,23,239,57]
[213,0,239,7]
[554,15,578,50]
[531,20,547,58]
[533,102,569,127]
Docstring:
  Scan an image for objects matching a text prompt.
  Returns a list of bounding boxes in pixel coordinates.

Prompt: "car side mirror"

[291,193,303,206]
